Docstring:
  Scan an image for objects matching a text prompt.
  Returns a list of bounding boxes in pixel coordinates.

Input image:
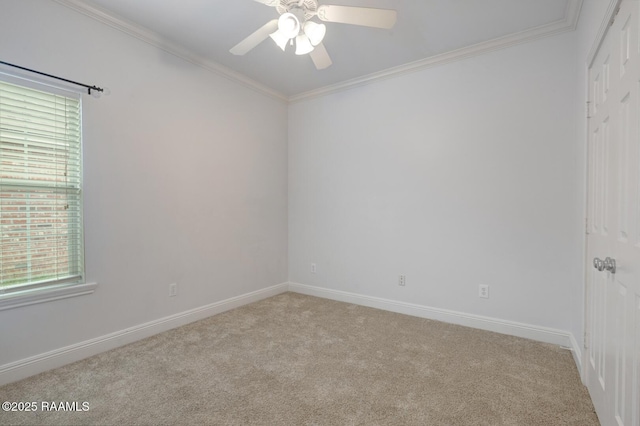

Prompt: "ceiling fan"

[230,0,397,70]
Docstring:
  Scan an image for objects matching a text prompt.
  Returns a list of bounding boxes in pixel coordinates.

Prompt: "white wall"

[0,0,288,366]
[289,31,586,334]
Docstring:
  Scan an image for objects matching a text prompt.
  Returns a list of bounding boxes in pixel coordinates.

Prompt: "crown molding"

[53,0,581,104]
[52,0,289,103]
[586,0,621,68]
[290,0,584,103]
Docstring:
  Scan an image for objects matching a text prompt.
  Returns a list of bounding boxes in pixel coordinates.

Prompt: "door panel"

[613,281,627,424]
[603,117,611,236]
[618,92,630,242]
[586,1,640,425]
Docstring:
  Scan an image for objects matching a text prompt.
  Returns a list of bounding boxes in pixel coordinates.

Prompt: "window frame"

[0,71,96,311]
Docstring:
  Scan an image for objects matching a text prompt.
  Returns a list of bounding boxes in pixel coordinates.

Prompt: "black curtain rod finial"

[0,60,104,96]
[88,86,106,98]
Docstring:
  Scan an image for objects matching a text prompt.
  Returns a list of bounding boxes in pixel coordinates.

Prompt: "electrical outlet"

[479,284,489,299]
[311,263,317,273]
[169,283,178,297]
[398,275,406,286]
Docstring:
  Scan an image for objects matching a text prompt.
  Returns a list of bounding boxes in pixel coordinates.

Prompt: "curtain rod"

[0,60,104,95]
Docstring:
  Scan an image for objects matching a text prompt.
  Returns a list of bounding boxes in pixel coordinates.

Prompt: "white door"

[586,1,640,425]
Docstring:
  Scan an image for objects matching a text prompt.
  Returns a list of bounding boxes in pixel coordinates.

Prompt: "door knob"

[604,257,616,274]
[593,257,605,271]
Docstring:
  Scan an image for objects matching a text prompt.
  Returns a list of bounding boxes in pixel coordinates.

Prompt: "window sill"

[0,282,98,311]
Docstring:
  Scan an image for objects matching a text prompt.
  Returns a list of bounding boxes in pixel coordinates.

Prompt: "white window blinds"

[0,79,83,292]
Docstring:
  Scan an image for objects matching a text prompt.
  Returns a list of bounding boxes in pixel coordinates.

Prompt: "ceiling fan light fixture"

[295,34,314,55]
[231,1,398,71]
[303,21,326,46]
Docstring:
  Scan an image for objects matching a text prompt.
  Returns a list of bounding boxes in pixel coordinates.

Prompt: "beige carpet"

[0,292,599,425]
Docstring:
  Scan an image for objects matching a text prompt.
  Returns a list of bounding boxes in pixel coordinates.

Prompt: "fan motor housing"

[276,0,317,20]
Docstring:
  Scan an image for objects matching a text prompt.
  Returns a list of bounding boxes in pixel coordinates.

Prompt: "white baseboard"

[1,282,584,387]
[288,282,574,348]
[569,332,585,383]
[0,282,288,386]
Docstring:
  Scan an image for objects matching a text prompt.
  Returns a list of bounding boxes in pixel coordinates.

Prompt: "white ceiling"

[58,0,580,100]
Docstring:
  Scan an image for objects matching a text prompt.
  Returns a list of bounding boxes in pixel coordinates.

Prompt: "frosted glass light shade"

[269,29,289,51]
[303,21,326,46]
[277,13,300,39]
[295,34,314,55]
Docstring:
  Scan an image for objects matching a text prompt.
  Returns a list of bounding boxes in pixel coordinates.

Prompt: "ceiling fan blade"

[230,19,279,55]
[317,5,397,29]
[310,43,332,70]
[254,0,279,6]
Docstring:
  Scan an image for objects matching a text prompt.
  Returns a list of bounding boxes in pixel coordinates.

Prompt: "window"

[0,77,86,303]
